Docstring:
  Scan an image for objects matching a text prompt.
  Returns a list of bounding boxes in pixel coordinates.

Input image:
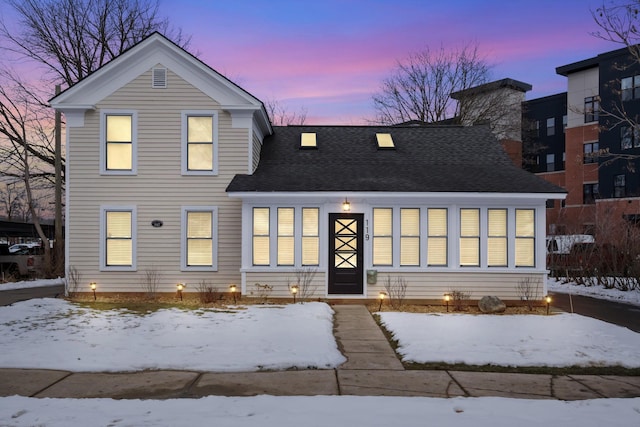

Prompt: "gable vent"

[152,67,167,88]
[376,133,395,149]
[300,132,317,149]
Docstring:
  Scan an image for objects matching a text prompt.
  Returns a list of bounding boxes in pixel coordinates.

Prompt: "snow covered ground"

[0,278,639,426]
[548,277,640,306]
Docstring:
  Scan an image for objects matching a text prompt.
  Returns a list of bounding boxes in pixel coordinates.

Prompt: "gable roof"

[227,125,565,194]
[49,32,271,135]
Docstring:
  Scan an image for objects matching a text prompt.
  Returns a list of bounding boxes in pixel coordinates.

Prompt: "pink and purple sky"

[161,0,618,124]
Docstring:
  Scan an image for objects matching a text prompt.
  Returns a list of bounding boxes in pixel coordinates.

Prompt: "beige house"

[51,33,565,301]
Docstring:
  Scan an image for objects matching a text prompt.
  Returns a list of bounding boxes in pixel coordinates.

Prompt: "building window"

[459,208,480,267]
[515,209,535,267]
[546,199,555,209]
[562,115,567,132]
[373,208,393,266]
[583,142,599,164]
[584,96,599,123]
[583,183,599,205]
[400,208,420,266]
[621,75,640,101]
[182,111,218,174]
[253,208,270,266]
[182,208,217,270]
[546,117,555,136]
[302,208,319,266]
[427,208,447,266]
[621,126,640,150]
[546,154,555,172]
[487,209,507,267]
[277,208,295,266]
[614,174,626,198]
[101,207,136,270]
[101,111,137,174]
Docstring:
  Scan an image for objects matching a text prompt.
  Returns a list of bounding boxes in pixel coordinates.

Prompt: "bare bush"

[140,267,161,300]
[67,265,82,297]
[196,280,220,304]
[287,267,318,302]
[516,277,541,310]
[383,275,408,309]
[253,283,273,304]
[448,289,472,311]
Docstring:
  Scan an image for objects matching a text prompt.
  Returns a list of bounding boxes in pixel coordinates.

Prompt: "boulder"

[478,296,506,313]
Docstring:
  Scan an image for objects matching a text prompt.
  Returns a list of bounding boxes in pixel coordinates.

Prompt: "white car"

[8,243,40,254]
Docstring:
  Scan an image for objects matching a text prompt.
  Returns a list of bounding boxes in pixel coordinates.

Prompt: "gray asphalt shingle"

[226,125,565,194]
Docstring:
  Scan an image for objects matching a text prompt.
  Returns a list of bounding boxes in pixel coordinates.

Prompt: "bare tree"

[371,43,493,124]
[265,98,307,126]
[0,179,26,220]
[1,0,191,88]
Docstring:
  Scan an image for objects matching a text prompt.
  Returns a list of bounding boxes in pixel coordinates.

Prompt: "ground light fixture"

[90,282,97,300]
[545,295,552,315]
[444,293,451,312]
[290,285,299,303]
[177,283,185,301]
[229,284,237,303]
[378,291,387,311]
[342,198,351,212]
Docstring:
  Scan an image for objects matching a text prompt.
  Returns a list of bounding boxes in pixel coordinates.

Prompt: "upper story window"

[182,207,217,271]
[546,118,555,136]
[182,111,218,175]
[614,174,626,198]
[101,206,136,271]
[584,96,599,123]
[583,183,599,205]
[546,153,555,172]
[562,115,567,132]
[622,75,640,101]
[101,110,137,174]
[583,142,599,164]
[621,126,640,150]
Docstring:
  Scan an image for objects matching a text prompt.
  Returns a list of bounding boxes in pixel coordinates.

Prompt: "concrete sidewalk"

[1,305,639,400]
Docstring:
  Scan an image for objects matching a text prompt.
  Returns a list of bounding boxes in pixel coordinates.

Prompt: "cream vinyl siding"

[67,67,249,291]
[252,131,262,172]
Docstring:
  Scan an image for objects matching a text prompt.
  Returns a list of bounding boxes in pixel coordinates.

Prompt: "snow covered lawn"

[0,299,345,372]
[1,395,639,427]
[379,312,640,368]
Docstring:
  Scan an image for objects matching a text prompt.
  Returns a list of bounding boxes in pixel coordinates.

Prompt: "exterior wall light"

[177,283,185,301]
[290,284,299,303]
[90,282,97,300]
[342,198,351,212]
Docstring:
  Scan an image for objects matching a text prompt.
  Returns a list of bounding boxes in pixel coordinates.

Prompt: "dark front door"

[328,213,364,295]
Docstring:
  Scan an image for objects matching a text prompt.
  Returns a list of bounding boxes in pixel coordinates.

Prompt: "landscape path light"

[378,291,387,311]
[290,285,299,303]
[444,293,451,312]
[177,283,185,301]
[229,284,237,303]
[90,282,97,300]
[545,295,552,315]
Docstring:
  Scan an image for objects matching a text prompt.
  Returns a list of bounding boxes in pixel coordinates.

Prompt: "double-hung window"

[584,96,599,123]
[459,209,480,267]
[487,209,507,267]
[101,206,136,270]
[427,208,447,266]
[400,208,420,266]
[278,208,295,266]
[182,111,218,174]
[302,208,319,265]
[373,208,393,266]
[253,208,270,266]
[182,207,217,270]
[515,209,535,267]
[101,111,137,174]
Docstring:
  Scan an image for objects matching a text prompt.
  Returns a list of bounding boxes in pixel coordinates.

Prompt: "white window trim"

[100,109,138,175]
[181,206,218,271]
[181,110,219,175]
[99,205,137,271]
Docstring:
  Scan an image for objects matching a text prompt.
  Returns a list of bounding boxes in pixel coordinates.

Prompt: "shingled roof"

[226,125,565,194]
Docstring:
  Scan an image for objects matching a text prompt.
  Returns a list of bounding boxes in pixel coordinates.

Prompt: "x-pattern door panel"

[329,213,363,295]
